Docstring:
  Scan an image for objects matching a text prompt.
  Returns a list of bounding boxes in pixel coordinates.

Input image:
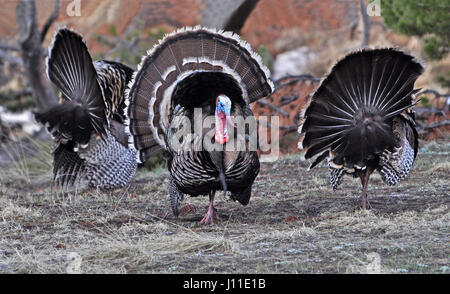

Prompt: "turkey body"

[167,103,260,204]
[298,49,424,208]
[126,27,273,224]
[35,29,137,190]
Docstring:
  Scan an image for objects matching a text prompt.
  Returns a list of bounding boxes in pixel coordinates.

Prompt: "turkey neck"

[168,100,244,165]
[208,150,227,195]
[212,102,243,171]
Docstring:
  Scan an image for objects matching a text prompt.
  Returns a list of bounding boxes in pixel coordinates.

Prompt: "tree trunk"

[360,0,371,47]
[16,0,58,112]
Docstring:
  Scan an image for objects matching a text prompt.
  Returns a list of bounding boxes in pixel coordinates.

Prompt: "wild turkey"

[126,26,273,224]
[35,28,137,190]
[298,49,424,209]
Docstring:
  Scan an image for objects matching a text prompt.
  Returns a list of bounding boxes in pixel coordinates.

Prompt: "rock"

[272,46,317,79]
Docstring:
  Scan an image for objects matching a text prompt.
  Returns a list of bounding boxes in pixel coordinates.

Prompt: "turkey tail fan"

[298,48,424,169]
[52,142,86,189]
[35,103,96,145]
[37,28,108,144]
[126,26,274,163]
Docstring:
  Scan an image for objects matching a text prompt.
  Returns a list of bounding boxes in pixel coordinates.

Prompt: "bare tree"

[15,0,59,112]
[223,0,260,33]
[360,0,371,47]
[202,0,260,33]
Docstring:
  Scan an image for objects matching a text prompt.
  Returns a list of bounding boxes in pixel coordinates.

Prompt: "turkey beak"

[215,95,235,144]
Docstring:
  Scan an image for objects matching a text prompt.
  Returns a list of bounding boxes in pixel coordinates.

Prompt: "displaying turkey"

[126,26,273,224]
[35,28,137,190]
[298,48,424,209]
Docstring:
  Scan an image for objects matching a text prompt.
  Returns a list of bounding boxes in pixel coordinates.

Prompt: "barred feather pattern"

[378,137,415,185]
[53,143,86,189]
[169,151,218,194]
[80,131,137,190]
[94,61,134,122]
[167,104,260,204]
[41,29,138,191]
[169,149,259,201]
[52,132,137,190]
[169,175,184,217]
[329,164,344,190]
[228,151,260,205]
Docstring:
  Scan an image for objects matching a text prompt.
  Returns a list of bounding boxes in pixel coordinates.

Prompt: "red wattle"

[215,116,228,144]
[215,132,228,144]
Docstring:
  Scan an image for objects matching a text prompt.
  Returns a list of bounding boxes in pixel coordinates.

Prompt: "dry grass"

[0,140,449,274]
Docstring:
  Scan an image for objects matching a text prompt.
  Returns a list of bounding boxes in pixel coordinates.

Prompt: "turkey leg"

[359,168,373,209]
[199,190,222,225]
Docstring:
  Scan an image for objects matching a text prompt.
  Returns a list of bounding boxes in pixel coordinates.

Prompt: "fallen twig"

[420,89,450,98]
[257,99,290,117]
[278,95,300,106]
[418,119,450,131]
[414,107,447,119]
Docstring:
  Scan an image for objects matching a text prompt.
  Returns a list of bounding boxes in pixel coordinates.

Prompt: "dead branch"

[278,95,299,107]
[360,0,371,48]
[418,120,450,131]
[349,20,358,40]
[16,0,58,112]
[280,125,298,133]
[420,89,450,99]
[269,74,320,99]
[256,99,290,117]
[415,107,447,119]
[418,89,450,112]
[202,0,259,34]
[257,118,298,135]
[273,74,321,85]
[223,0,260,33]
[40,0,60,43]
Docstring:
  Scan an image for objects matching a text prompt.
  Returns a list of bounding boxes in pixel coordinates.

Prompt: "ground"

[0,139,448,274]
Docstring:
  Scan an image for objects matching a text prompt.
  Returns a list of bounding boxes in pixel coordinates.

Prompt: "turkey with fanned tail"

[34,28,137,190]
[126,26,274,224]
[297,48,424,209]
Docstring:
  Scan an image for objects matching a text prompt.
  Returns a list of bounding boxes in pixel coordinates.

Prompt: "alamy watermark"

[347,252,383,273]
[167,109,280,162]
[62,0,381,20]
[66,0,81,17]
[367,0,381,17]
[66,252,82,274]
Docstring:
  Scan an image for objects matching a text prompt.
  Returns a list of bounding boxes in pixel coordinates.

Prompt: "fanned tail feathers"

[36,28,108,144]
[52,142,86,189]
[126,26,274,163]
[298,48,424,170]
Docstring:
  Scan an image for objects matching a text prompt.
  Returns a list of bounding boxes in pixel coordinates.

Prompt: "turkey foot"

[359,191,372,210]
[199,191,221,225]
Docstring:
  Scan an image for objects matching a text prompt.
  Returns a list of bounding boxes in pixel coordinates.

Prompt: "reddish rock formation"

[241,0,359,55]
